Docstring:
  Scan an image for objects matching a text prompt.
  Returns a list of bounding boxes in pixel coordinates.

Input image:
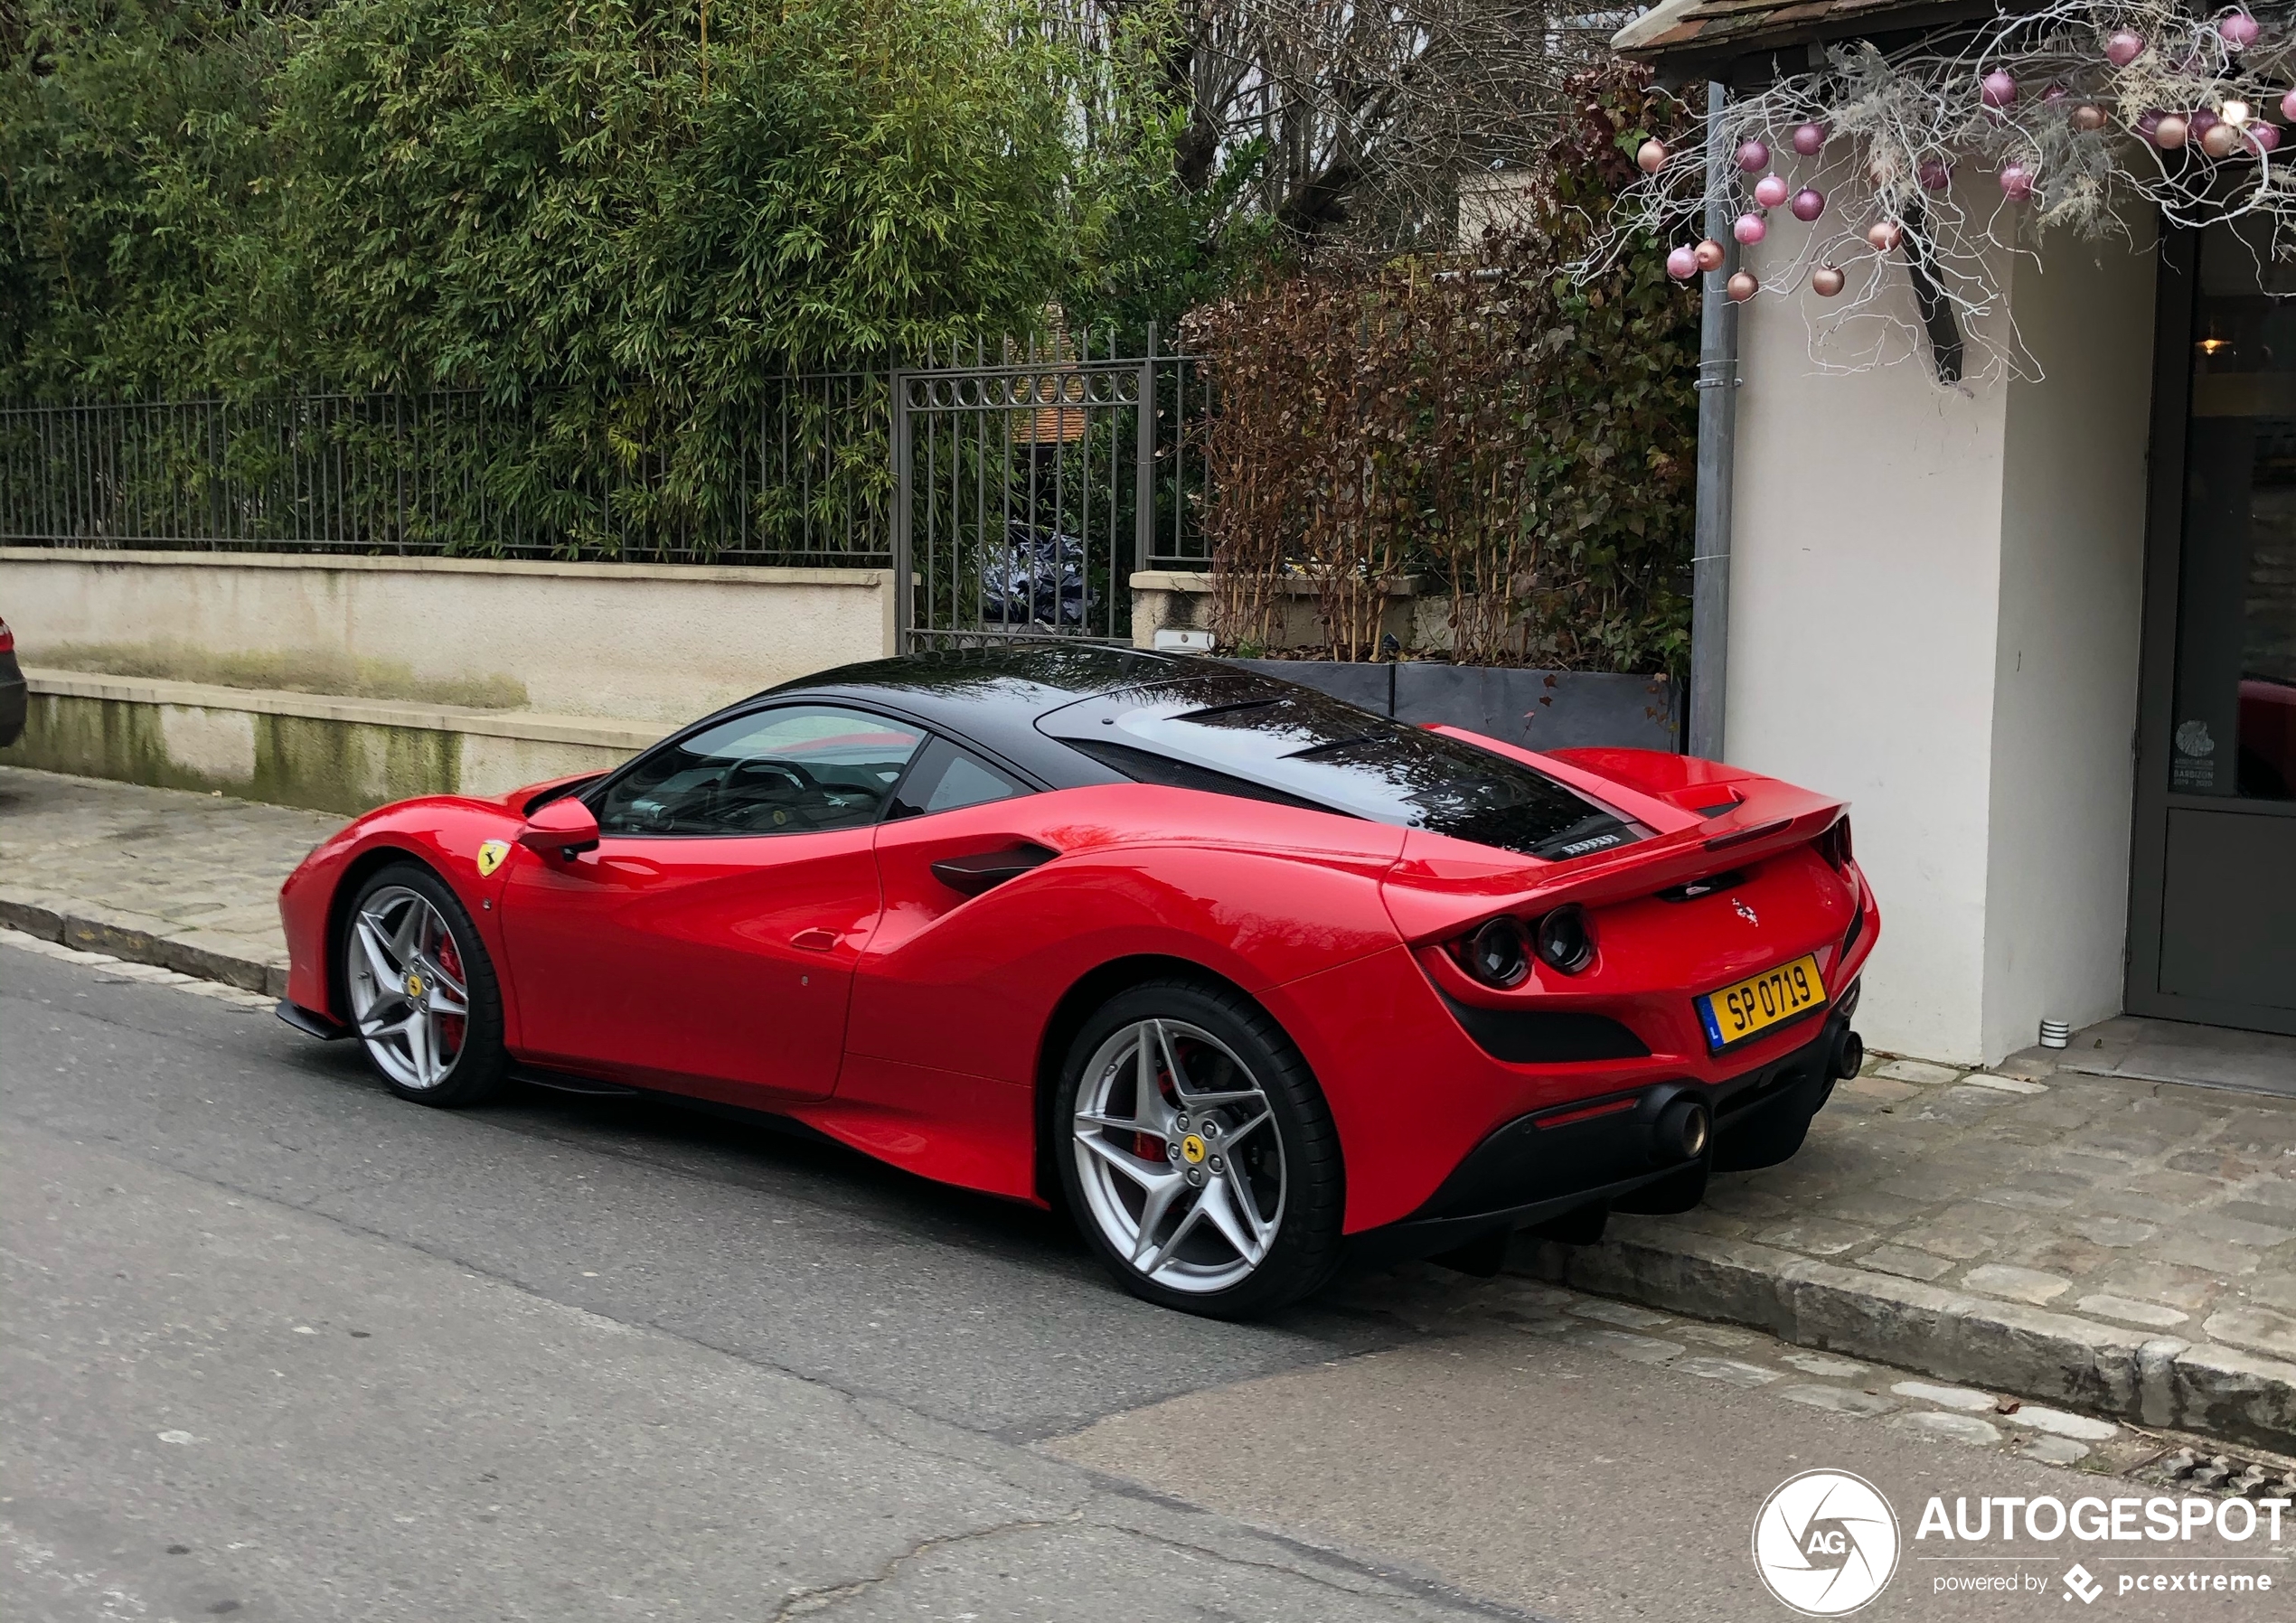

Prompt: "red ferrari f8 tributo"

[277,646,1877,1316]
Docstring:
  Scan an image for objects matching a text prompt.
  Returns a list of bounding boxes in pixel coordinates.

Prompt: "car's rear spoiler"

[1382,730,1846,943]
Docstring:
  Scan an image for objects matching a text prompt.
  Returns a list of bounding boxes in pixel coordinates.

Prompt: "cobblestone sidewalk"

[5,764,2293,1449]
[1520,1053,2296,1454]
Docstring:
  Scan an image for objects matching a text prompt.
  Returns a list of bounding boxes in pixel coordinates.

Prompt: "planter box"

[1231,659,1680,754]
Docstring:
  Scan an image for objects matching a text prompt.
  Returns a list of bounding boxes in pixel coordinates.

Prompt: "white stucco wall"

[1982,223,2156,1060]
[0,550,895,724]
[1727,198,2154,1064]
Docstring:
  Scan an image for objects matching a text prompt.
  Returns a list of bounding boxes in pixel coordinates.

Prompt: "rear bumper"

[1353,989,1855,1261]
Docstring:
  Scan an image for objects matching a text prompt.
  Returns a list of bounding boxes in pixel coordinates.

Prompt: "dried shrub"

[1185,63,1699,672]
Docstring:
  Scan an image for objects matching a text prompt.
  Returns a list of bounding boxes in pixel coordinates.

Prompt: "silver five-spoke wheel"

[345,884,471,1093]
[1071,1018,1286,1295]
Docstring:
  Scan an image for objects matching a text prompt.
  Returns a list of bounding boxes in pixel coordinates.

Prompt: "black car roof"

[763,644,1214,785]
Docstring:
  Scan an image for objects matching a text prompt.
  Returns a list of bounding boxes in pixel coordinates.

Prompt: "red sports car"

[277,646,1877,1317]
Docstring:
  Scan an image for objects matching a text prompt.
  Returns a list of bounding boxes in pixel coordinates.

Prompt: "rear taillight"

[1457,916,1530,988]
[1450,903,1599,986]
[1818,815,1853,872]
[0,617,13,654]
[1534,905,1596,974]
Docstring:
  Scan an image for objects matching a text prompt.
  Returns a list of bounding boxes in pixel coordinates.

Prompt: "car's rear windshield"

[1038,675,1641,860]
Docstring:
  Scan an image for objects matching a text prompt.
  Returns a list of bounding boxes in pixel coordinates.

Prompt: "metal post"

[1135,324,1157,584]
[890,370,913,652]
[1689,80,1741,763]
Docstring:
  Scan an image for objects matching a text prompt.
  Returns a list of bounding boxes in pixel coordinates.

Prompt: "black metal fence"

[893,333,1207,649]
[0,376,895,567]
[0,342,1211,612]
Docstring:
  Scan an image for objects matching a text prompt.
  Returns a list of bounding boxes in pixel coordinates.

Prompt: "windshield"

[1038,675,1640,860]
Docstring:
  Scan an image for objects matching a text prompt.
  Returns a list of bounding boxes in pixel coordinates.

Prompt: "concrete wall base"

[4,671,662,814]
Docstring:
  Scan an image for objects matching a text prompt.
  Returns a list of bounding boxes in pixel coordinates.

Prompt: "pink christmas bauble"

[1790,187,1826,221]
[1999,161,2035,198]
[2280,88,2296,122]
[2072,102,2109,131]
[1867,219,1904,252]
[1733,211,1768,245]
[2191,108,2221,137]
[1918,158,1953,191]
[1693,239,1727,272]
[1792,122,1828,155]
[1981,70,2018,108]
[2203,119,2242,157]
[1727,270,1759,302]
[2105,29,2145,66]
[2222,10,2260,49]
[2042,84,2068,105]
[1735,138,1771,173]
[1666,244,1698,280]
[2253,120,2283,151]
[2157,113,2190,148]
[1637,139,1669,175]
[1811,265,1846,297]
[1753,173,1790,208]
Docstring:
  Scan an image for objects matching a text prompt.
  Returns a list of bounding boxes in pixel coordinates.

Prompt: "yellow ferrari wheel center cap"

[403,971,425,999]
[1180,1134,1207,1166]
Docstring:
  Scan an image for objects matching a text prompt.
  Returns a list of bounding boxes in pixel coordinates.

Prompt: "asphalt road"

[4,942,2289,1623]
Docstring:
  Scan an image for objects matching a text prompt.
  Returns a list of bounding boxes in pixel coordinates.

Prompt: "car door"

[497,704,927,1104]
[848,736,1048,1085]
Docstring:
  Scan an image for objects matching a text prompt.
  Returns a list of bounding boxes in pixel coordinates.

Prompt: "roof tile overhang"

[1614,0,2002,85]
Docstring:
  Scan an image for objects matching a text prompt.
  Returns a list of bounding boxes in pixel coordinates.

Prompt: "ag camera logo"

[1753,1469,1902,1616]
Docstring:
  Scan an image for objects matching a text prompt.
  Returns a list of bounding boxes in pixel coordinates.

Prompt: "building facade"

[1619,1,2294,1065]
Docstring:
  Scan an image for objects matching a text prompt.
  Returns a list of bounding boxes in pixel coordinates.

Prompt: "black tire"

[1055,978,1345,1319]
[338,861,511,1107]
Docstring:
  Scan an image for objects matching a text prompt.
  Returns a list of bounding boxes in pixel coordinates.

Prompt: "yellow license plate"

[1696,953,1827,1053]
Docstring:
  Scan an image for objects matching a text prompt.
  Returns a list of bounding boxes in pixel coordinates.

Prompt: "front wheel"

[340,862,509,1107]
[1056,980,1344,1318]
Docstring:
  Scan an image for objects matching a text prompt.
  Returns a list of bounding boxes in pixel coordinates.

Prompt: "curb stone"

[0,889,288,999]
[1510,1218,2296,1456]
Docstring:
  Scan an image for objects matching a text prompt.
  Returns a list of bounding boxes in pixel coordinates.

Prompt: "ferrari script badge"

[1180,1134,1208,1166]
[1734,899,1759,925]
[475,840,510,877]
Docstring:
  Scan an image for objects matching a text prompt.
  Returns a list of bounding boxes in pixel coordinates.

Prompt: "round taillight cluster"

[1459,904,1597,987]
[1465,917,1529,988]
[1535,905,1595,974]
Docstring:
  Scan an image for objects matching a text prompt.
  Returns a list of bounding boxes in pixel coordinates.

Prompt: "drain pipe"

[1689,80,1740,762]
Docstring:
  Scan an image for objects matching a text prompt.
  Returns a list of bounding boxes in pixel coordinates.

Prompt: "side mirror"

[516,797,600,858]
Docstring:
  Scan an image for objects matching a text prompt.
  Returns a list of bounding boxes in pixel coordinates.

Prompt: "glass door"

[2130,221,2296,1035]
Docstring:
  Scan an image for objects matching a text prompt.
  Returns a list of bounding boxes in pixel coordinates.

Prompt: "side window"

[594,707,926,836]
[888,737,1032,821]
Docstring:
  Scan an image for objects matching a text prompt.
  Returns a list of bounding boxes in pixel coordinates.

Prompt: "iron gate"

[892,335,1203,651]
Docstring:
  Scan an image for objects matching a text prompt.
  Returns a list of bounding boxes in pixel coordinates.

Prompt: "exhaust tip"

[1653,1097,1710,1162]
[1830,1027,1866,1082]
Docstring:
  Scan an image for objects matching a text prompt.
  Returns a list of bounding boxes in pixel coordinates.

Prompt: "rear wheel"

[340,862,509,1107]
[1057,980,1343,1318]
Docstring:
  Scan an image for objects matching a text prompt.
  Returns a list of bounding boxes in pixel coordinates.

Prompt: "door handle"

[929,842,1058,897]
[790,927,839,951]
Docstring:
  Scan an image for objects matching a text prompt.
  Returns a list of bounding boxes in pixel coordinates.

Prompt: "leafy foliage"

[1184,63,1699,675]
[3,0,1105,557]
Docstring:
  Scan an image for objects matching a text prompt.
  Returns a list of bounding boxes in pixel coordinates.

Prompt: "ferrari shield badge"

[475,840,510,877]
